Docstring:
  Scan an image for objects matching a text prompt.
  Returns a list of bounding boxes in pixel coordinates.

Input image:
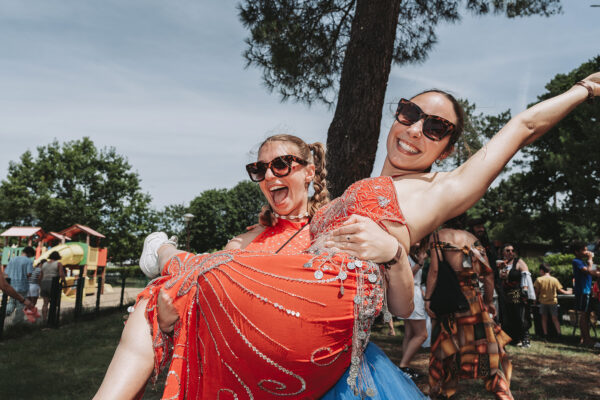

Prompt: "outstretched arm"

[401,74,600,242]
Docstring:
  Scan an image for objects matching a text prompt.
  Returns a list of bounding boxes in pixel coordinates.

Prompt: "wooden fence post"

[0,278,10,341]
[119,274,127,309]
[74,276,85,321]
[95,276,102,316]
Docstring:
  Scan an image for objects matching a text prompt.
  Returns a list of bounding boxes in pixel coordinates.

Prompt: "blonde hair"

[257,134,330,226]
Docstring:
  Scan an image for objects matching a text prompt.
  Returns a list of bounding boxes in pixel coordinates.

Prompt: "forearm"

[440,83,592,225]
[516,84,588,147]
[482,274,494,305]
[385,255,414,318]
[0,282,26,303]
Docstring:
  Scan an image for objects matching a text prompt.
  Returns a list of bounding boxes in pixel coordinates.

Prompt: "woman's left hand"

[324,215,398,263]
[424,300,435,319]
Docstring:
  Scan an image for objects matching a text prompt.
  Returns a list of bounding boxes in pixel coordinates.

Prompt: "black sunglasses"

[246,155,308,182]
[395,98,456,141]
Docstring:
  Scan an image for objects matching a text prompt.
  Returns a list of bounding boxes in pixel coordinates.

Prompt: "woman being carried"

[95,134,421,399]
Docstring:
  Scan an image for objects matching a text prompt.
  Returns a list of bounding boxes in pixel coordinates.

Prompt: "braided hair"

[256,134,330,226]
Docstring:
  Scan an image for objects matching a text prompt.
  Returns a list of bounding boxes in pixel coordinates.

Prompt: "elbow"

[514,115,538,146]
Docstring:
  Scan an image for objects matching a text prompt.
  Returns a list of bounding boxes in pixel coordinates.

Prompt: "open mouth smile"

[397,139,420,155]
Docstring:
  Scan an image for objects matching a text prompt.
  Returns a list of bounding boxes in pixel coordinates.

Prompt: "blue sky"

[1,1,598,209]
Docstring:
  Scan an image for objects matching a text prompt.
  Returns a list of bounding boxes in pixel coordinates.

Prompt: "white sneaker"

[140,232,173,278]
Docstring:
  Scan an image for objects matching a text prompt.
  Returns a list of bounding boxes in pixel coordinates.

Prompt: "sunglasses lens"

[423,118,449,141]
[246,163,266,182]
[271,156,292,177]
[397,101,421,125]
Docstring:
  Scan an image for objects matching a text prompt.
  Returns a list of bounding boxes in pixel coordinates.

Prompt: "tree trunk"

[326,0,401,198]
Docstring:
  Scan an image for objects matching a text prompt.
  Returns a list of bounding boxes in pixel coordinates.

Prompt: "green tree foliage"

[153,203,187,238]
[187,181,265,252]
[239,0,561,196]
[0,138,154,263]
[469,56,600,249]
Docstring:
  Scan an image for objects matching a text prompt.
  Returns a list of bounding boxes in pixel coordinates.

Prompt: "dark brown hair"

[257,134,330,226]
[22,246,36,257]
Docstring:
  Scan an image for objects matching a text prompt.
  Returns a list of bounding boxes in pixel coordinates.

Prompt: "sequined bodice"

[309,176,405,251]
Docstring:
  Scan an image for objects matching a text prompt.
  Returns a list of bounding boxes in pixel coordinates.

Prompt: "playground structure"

[1,224,108,294]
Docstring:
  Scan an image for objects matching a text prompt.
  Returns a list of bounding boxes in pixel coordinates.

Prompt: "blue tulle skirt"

[321,343,429,399]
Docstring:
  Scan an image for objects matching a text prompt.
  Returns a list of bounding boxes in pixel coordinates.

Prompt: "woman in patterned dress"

[424,216,512,399]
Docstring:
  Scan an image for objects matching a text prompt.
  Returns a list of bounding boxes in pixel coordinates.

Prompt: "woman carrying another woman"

[320,73,598,399]
[98,72,599,399]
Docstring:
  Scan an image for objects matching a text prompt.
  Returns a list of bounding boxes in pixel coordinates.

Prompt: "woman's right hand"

[324,214,398,263]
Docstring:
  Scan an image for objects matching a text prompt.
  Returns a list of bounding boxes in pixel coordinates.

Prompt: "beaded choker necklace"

[273,212,309,220]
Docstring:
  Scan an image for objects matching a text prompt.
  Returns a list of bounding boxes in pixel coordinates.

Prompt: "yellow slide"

[34,243,85,267]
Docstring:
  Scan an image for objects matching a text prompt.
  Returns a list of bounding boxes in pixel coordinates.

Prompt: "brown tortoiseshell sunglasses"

[246,155,308,182]
[395,98,456,141]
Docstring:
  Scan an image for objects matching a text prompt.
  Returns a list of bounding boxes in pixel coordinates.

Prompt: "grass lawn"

[371,320,600,400]
[1,311,599,399]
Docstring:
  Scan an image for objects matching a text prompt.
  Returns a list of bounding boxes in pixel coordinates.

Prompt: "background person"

[469,218,504,323]
[4,246,35,323]
[425,217,512,400]
[27,258,44,306]
[40,251,66,321]
[534,262,571,340]
[498,244,535,347]
[571,240,600,346]
[398,241,428,380]
[0,266,34,310]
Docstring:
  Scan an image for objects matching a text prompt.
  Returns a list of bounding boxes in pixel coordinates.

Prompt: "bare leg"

[399,319,427,368]
[42,297,49,321]
[541,313,548,336]
[580,311,592,344]
[157,243,185,274]
[401,320,411,355]
[551,314,561,336]
[387,318,396,336]
[94,299,154,400]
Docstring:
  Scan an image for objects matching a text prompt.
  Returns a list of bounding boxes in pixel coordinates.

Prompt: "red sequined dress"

[140,176,405,399]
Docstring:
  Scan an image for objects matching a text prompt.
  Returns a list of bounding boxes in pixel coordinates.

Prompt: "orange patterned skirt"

[429,284,513,399]
[138,249,384,399]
